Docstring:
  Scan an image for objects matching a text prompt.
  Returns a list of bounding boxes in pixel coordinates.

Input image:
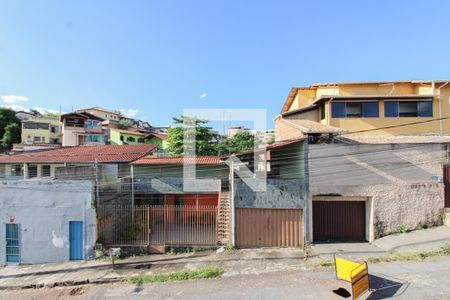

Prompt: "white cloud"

[1,95,29,104]
[34,107,64,115]
[119,108,140,118]
[1,104,28,111]
[200,93,207,99]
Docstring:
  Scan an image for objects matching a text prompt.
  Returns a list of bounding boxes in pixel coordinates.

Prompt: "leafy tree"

[167,116,220,157]
[218,131,258,155]
[0,108,20,141]
[117,119,134,129]
[1,123,21,149]
[43,112,59,119]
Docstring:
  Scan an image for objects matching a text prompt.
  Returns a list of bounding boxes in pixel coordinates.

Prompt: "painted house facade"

[276,80,450,140]
[21,116,61,145]
[60,112,108,146]
[275,80,450,243]
[96,139,309,250]
[0,144,158,264]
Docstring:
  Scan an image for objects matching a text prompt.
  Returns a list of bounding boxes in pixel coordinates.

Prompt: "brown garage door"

[313,201,366,242]
[236,208,303,248]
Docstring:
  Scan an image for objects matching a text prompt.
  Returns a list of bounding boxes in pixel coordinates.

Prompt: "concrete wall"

[0,180,96,264]
[134,176,222,194]
[309,143,447,240]
[234,178,307,209]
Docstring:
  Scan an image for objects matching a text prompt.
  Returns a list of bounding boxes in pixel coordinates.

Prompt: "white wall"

[0,180,96,264]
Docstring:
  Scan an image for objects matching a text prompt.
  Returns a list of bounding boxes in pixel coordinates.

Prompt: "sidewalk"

[0,226,449,290]
[311,226,450,261]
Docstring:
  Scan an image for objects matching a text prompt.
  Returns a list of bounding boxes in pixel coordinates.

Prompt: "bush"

[127,267,223,284]
[397,225,408,234]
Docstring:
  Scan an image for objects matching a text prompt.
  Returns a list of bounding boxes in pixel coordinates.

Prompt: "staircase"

[217,190,231,245]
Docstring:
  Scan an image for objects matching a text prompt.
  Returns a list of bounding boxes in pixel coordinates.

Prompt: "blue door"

[69,221,83,260]
[5,224,20,263]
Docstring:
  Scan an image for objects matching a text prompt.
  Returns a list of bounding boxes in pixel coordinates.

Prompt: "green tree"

[1,123,21,149]
[167,116,220,157]
[117,119,134,129]
[43,112,59,119]
[217,131,257,155]
[0,108,20,141]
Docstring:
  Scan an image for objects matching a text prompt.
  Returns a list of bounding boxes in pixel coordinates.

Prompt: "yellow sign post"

[334,256,370,300]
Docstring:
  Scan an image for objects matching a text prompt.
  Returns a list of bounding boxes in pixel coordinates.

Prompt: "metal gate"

[313,201,366,242]
[99,205,218,246]
[235,208,303,248]
[5,224,20,263]
[444,165,450,208]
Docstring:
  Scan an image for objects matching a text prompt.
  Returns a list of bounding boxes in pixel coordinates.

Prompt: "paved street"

[3,256,450,300]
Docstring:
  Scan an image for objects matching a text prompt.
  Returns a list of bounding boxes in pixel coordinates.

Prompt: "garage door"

[236,208,303,248]
[313,201,365,242]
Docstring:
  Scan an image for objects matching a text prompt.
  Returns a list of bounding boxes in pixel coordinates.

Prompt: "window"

[84,120,101,129]
[42,165,51,177]
[23,122,49,130]
[126,136,136,142]
[331,102,346,118]
[11,165,23,177]
[85,134,105,144]
[51,126,59,133]
[28,165,38,178]
[120,135,124,141]
[384,101,433,117]
[33,136,41,142]
[346,103,362,117]
[332,101,379,118]
[137,138,144,143]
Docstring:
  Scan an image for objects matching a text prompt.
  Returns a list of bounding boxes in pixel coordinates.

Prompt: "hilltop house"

[60,112,107,146]
[21,116,61,145]
[276,80,450,141]
[275,80,450,243]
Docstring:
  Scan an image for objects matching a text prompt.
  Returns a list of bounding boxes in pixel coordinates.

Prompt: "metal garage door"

[236,208,303,248]
[313,201,366,242]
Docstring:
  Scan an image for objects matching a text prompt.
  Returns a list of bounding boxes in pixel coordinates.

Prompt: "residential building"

[60,112,107,146]
[276,80,450,140]
[0,144,158,264]
[275,80,450,244]
[227,126,247,137]
[15,110,42,121]
[21,117,61,145]
[0,144,158,181]
[109,128,168,150]
[76,107,120,122]
[97,139,307,251]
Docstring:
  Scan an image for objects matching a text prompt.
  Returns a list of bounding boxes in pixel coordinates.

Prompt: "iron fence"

[98,205,218,246]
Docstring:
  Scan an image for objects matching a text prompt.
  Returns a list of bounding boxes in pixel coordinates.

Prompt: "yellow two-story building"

[21,117,61,144]
[275,80,450,141]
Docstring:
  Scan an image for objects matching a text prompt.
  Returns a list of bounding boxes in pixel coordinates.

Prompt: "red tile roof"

[132,156,222,165]
[0,144,158,164]
[145,132,168,140]
[227,138,305,157]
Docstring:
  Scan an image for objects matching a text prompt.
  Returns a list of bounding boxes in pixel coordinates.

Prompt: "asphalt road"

[3,256,450,300]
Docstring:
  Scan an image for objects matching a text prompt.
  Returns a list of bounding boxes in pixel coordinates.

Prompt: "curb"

[0,277,124,290]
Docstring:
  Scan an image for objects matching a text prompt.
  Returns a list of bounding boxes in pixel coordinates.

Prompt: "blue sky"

[1,0,450,131]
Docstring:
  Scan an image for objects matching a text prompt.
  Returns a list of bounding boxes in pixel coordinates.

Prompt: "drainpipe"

[437,81,449,135]
[327,97,334,125]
